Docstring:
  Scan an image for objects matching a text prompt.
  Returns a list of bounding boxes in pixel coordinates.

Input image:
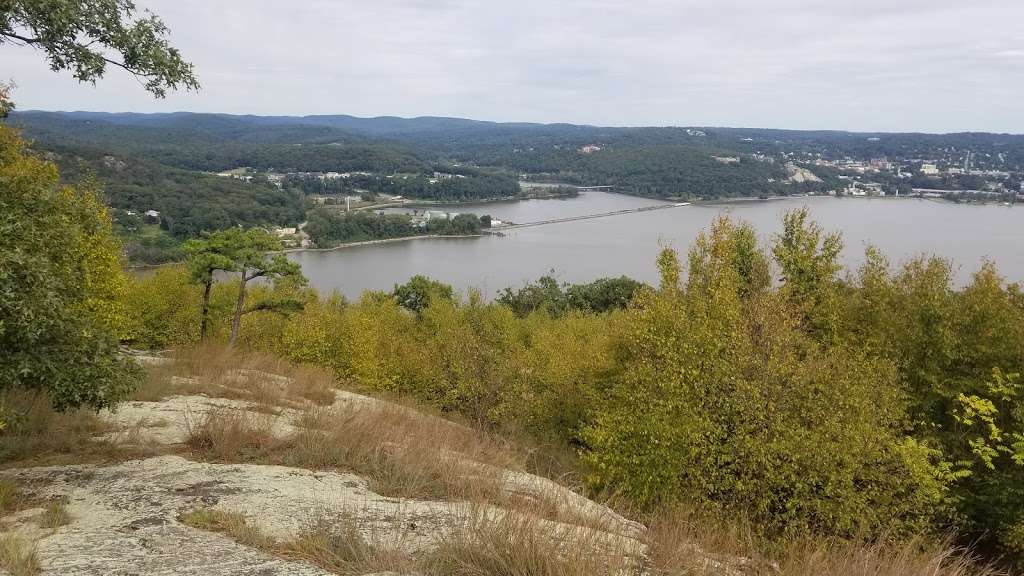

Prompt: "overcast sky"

[5,0,1024,132]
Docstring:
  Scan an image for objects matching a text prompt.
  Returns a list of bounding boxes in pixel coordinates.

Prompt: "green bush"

[116,209,1024,563]
[0,125,139,411]
[580,219,951,538]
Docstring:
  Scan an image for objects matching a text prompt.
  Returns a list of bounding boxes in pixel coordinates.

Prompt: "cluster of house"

[404,210,503,228]
[272,226,310,248]
[216,168,482,190]
[811,156,1014,181]
[429,171,467,184]
[215,170,254,182]
[812,158,892,173]
[125,209,161,222]
[408,210,458,227]
[215,169,377,189]
[844,181,887,196]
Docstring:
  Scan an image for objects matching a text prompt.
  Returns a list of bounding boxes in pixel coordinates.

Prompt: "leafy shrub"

[0,125,139,410]
[580,219,951,538]
[118,209,1024,563]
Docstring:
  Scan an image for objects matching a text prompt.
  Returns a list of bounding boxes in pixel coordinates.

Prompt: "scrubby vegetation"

[3,118,1023,572]
[114,207,1024,569]
[179,506,638,576]
[0,534,39,576]
[0,125,140,412]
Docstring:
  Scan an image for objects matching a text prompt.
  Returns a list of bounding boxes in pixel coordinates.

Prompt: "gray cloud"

[5,0,1023,132]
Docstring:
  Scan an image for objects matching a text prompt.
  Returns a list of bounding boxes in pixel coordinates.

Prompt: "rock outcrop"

[1,382,653,575]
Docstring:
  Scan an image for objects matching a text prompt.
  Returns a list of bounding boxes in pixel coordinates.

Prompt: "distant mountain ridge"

[15,109,1024,138]
[9,110,1024,208]
[14,111,1024,168]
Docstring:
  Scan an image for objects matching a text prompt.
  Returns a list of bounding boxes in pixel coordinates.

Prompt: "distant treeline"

[486,145,798,199]
[283,169,521,202]
[304,209,488,247]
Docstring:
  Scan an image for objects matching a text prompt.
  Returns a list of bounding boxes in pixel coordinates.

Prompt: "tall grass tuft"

[135,344,336,409]
[0,535,40,576]
[185,399,520,502]
[426,509,641,576]
[0,388,150,467]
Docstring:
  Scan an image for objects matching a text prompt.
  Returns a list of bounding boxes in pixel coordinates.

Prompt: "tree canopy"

[0,124,139,410]
[1,0,198,97]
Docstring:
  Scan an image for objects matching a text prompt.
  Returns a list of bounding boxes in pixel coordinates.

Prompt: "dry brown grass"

[293,403,523,501]
[426,510,641,576]
[643,505,1005,576]
[174,350,624,532]
[151,345,616,532]
[37,500,71,530]
[0,479,19,513]
[180,506,637,576]
[0,389,155,468]
[0,478,57,525]
[185,399,520,502]
[285,516,417,576]
[774,536,1005,576]
[645,504,765,574]
[180,508,274,549]
[180,508,416,576]
[185,409,283,462]
[0,534,39,576]
[136,345,336,410]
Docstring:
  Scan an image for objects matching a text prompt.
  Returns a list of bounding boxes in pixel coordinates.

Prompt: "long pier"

[500,202,690,229]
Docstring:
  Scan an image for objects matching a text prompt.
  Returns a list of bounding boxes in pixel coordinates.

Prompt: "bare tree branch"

[0,31,42,45]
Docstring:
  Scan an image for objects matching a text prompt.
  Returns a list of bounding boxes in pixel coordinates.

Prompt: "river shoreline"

[126,192,1011,272]
[126,234,488,271]
[280,233,485,254]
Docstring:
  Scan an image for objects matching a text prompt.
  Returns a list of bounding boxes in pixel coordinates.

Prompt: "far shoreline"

[281,233,486,254]
[125,192,1015,271]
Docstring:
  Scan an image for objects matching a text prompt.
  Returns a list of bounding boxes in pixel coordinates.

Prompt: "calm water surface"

[288,193,1024,298]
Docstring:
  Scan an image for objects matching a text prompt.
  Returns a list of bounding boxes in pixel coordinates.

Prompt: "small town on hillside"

[211,144,1024,206]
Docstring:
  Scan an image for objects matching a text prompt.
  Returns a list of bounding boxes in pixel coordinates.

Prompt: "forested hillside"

[6,111,814,202]
[18,111,1024,205]
[11,110,1024,265]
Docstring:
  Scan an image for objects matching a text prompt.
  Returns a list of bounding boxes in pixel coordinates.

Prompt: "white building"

[921,163,940,176]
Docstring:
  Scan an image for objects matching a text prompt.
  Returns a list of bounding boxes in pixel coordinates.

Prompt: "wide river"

[287,192,1024,298]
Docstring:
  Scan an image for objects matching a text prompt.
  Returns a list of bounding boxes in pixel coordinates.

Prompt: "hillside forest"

[14,111,1024,264]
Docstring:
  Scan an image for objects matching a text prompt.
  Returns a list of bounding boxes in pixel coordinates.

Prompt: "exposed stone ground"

[0,373,661,575]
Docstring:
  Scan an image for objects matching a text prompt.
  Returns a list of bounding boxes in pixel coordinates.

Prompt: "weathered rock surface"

[100,394,300,445]
[0,365,763,575]
[1,455,644,575]
[95,386,644,543]
[1,383,654,575]
[3,458,336,575]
